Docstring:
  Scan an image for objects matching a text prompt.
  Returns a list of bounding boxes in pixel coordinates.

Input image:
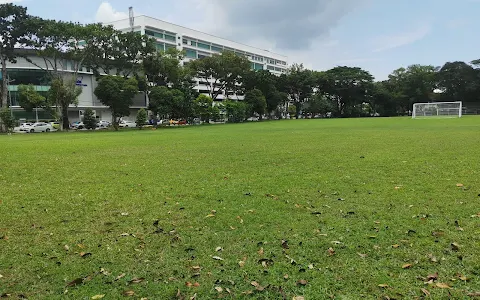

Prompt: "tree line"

[1,3,480,132]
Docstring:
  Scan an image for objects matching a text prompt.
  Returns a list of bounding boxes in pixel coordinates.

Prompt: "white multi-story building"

[107,15,288,100]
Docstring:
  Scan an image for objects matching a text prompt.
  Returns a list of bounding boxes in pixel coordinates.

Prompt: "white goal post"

[412,101,462,119]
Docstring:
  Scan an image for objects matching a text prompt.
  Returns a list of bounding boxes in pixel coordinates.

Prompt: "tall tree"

[437,61,479,103]
[17,84,54,120]
[194,94,214,122]
[244,88,267,120]
[0,4,35,111]
[48,78,82,128]
[279,64,315,118]
[243,70,283,115]
[320,66,374,117]
[143,47,184,87]
[94,75,138,130]
[190,51,251,100]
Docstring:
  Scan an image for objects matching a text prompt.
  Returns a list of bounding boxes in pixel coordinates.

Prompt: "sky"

[6,0,480,80]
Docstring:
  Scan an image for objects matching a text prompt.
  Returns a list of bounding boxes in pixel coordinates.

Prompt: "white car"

[20,122,54,133]
[118,121,137,128]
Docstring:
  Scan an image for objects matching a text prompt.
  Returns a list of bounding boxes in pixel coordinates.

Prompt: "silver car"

[21,122,54,133]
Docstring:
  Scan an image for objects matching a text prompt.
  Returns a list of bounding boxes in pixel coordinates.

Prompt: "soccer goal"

[412,101,462,119]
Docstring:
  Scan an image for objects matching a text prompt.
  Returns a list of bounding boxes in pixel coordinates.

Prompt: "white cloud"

[95,2,128,23]
[0,0,22,3]
[372,24,431,53]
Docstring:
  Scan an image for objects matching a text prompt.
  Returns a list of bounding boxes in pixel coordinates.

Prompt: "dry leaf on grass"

[421,288,430,296]
[294,297,305,300]
[212,256,223,261]
[115,273,126,281]
[456,183,464,187]
[451,242,460,251]
[378,284,389,288]
[128,278,145,284]
[123,290,135,296]
[402,263,413,269]
[296,279,308,286]
[436,282,451,289]
[214,286,223,293]
[327,248,335,256]
[91,295,105,299]
[257,247,264,256]
[238,260,245,267]
[66,277,84,287]
[427,273,438,281]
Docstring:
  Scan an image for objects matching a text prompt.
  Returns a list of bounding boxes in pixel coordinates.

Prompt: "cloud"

[191,0,367,50]
[95,2,128,23]
[372,24,431,53]
[0,0,22,3]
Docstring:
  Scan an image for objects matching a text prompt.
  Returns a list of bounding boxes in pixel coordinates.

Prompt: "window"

[145,29,155,36]
[164,34,176,42]
[185,48,197,58]
[190,41,197,47]
[254,63,264,71]
[211,45,223,52]
[165,44,176,50]
[156,42,165,51]
[198,53,209,59]
[251,62,255,70]
[267,65,275,71]
[197,42,210,50]
[275,67,284,72]
[183,39,188,44]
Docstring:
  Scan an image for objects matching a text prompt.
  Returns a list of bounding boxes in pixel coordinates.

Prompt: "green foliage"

[288,104,296,117]
[279,64,315,117]
[143,48,184,87]
[0,3,34,109]
[244,89,267,119]
[48,78,82,129]
[210,105,222,122]
[304,94,334,116]
[136,108,148,129]
[82,108,97,130]
[190,51,251,100]
[437,61,480,103]
[225,100,247,123]
[194,94,214,122]
[94,75,138,130]
[0,107,15,131]
[148,86,186,119]
[17,84,47,112]
[243,70,284,113]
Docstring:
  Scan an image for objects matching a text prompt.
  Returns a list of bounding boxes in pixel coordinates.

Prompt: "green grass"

[1,117,480,299]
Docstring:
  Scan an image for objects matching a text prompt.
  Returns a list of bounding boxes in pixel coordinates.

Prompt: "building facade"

[7,16,288,122]
[107,16,288,100]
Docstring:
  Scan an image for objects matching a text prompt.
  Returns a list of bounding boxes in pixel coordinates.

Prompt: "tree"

[386,65,438,113]
[136,108,147,129]
[148,86,185,119]
[190,51,251,100]
[304,94,334,117]
[370,81,398,116]
[320,66,374,117]
[0,107,15,132]
[436,61,479,103]
[17,84,51,121]
[194,94,213,122]
[82,108,96,130]
[279,64,315,118]
[143,47,184,87]
[225,100,247,123]
[0,4,36,110]
[244,89,267,120]
[48,78,82,129]
[288,105,296,117]
[243,70,283,115]
[94,75,138,130]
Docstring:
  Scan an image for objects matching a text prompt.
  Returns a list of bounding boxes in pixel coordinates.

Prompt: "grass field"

[1,117,480,299]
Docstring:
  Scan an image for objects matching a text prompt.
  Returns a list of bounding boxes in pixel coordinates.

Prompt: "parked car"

[177,119,187,125]
[118,121,137,128]
[97,120,111,128]
[71,122,85,130]
[49,121,60,130]
[20,122,54,133]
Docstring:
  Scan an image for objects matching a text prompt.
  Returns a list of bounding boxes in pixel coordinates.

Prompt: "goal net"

[412,101,462,119]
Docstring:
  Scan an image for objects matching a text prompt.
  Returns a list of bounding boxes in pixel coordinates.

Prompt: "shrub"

[136,108,148,129]
[83,108,97,130]
[0,108,16,132]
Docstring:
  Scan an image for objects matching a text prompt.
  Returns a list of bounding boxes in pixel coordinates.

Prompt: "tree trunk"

[61,105,69,131]
[1,56,7,109]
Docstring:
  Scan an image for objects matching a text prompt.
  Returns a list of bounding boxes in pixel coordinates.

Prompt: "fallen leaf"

[327,247,335,256]
[191,266,201,272]
[212,256,223,261]
[357,253,367,258]
[251,281,260,287]
[281,240,289,249]
[456,183,464,187]
[123,290,135,296]
[293,297,305,300]
[467,292,480,296]
[120,233,130,237]
[378,284,389,288]
[238,261,245,267]
[67,277,83,287]
[121,212,129,216]
[185,282,193,287]
[115,273,126,281]
[80,252,92,258]
[297,279,308,286]
[331,241,342,245]
[64,245,70,251]
[258,247,264,256]
[283,274,289,280]
[394,186,401,190]
[0,274,3,279]
[205,214,215,218]
[128,278,145,284]
[193,282,200,287]
[421,288,430,296]
[215,246,223,252]
[91,295,105,299]
[459,275,469,281]
[427,273,438,281]
[436,282,451,289]
[392,244,400,248]
[402,263,413,269]
[451,242,460,251]
[215,286,223,293]
[308,263,314,269]
[427,254,438,263]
